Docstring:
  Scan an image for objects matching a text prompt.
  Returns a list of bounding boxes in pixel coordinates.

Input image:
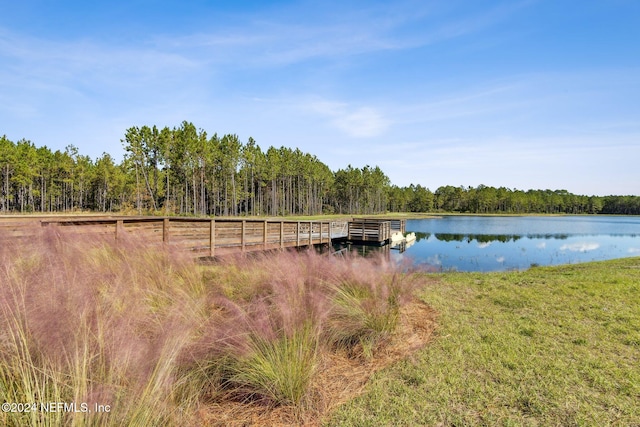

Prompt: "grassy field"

[328,257,640,426]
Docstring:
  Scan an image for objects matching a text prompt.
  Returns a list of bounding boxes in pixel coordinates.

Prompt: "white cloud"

[333,107,390,138]
[0,29,196,80]
[307,100,390,138]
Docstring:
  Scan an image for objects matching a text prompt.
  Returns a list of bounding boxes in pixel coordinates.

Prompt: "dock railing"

[20,217,350,256]
[347,219,391,243]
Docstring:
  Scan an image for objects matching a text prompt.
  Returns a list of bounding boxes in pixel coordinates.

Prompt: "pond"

[390,215,640,272]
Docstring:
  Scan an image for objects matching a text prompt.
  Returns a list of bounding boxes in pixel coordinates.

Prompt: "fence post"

[209,219,215,257]
[280,221,284,249]
[163,218,170,244]
[263,221,268,250]
[241,220,246,252]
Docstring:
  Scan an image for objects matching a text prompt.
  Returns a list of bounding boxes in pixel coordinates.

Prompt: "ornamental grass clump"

[225,323,320,407]
[0,228,424,425]
[208,251,333,407]
[0,229,211,426]
[324,255,415,358]
[327,280,399,357]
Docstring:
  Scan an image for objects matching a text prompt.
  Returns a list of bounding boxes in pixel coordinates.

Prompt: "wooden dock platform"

[344,218,406,244]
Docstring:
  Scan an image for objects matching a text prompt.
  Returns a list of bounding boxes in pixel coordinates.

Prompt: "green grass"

[327,257,640,426]
[327,280,401,358]
[226,323,320,407]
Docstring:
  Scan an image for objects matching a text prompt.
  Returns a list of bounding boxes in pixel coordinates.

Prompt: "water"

[391,215,640,272]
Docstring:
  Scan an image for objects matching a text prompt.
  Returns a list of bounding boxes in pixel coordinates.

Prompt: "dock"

[1,216,407,256]
[343,218,406,245]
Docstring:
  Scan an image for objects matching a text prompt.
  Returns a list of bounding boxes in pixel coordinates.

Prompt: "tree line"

[390,184,640,215]
[1,123,639,215]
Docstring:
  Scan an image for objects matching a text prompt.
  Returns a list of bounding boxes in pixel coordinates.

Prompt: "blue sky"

[1,0,639,196]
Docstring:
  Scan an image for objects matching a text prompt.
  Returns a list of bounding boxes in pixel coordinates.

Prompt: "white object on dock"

[391,231,405,242]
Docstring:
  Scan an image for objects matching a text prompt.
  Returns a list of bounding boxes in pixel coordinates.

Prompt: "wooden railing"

[352,218,406,234]
[21,217,349,256]
[347,219,391,243]
[2,216,408,250]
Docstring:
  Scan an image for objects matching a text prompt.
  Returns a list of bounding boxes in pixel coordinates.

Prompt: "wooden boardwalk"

[55,217,348,256]
[1,216,349,257]
[1,216,407,255]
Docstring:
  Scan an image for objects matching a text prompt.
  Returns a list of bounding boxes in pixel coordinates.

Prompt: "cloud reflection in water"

[559,242,600,252]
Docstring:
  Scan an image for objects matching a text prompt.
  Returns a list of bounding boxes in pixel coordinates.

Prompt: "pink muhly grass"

[213,250,335,337]
[321,251,420,356]
[204,249,419,404]
[1,228,423,419]
[0,229,212,425]
[206,250,340,406]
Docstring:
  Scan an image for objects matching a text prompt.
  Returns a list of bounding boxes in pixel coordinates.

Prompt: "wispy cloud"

[0,26,205,128]
[154,11,401,67]
[0,28,198,91]
[150,0,535,68]
[306,100,390,138]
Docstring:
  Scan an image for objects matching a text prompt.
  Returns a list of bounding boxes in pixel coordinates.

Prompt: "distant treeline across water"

[2,124,639,215]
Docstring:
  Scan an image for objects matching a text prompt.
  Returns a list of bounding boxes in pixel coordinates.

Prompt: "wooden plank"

[266,222,280,244]
[167,221,209,249]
